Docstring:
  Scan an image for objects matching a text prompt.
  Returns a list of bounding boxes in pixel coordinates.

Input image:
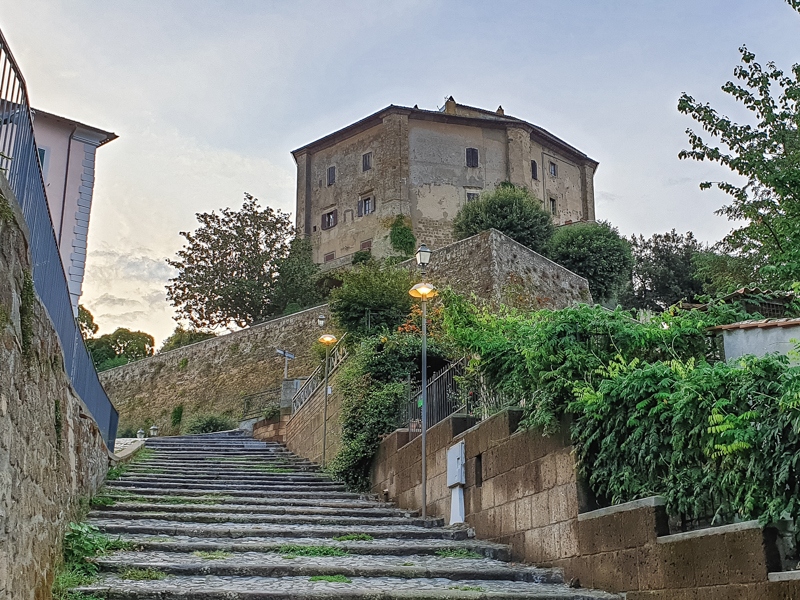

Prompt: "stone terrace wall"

[100,306,331,434]
[399,229,591,309]
[0,183,109,600]
[370,409,800,599]
[285,369,345,466]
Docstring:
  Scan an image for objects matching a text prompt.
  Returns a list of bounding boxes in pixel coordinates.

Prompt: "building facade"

[32,109,116,312]
[292,98,598,267]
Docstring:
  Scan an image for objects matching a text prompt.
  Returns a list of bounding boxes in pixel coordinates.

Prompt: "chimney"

[444,96,456,114]
[496,105,504,115]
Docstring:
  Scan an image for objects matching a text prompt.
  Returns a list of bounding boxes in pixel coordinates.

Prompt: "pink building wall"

[31,109,116,313]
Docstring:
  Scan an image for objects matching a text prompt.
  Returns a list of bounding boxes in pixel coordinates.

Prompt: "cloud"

[92,293,142,309]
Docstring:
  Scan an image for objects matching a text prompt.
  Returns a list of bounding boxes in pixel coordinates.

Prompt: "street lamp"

[136,429,145,440]
[149,424,159,437]
[409,244,436,520]
[319,331,338,468]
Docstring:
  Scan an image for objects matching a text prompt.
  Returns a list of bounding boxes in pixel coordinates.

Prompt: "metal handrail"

[291,333,348,413]
[0,29,118,449]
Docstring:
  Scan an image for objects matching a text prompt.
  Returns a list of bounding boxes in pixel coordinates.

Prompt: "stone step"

[93,550,561,582]
[146,450,297,456]
[98,486,366,501]
[88,509,441,528]
[118,472,328,484]
[77,574,618,599]
[93,502,415,519]
[113,534,512,561]
[104,480,349,493]
[89,519,467,540]
[96,493,386,510]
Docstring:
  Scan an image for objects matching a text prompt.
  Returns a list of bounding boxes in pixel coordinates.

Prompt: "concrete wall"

[0,183,109,600]
[721,323,800,364]
[370,409,800,598]
[100,305,332,435]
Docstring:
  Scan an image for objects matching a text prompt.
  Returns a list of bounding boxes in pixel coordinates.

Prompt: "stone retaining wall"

[284,369,344,466]
[370,409,800,598]
[0,181,109,600]
[100,306,331,435]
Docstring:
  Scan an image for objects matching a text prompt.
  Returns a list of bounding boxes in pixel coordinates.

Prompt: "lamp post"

[409,244,435,520]
[319,327,337,469]
[149,424,159,437]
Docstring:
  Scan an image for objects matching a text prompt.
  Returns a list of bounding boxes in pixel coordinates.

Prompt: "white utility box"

[447,440,465,488]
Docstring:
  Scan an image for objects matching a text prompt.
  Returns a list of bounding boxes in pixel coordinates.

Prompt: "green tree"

[678,4,800,288]
[329,262,413,337]
[546,221,632,304]
[86,328,155,371]
[159,325,216,353]
[623,230,706,310]
[166,194,293,329]
[269,236,325,316]
[452,182,554,254]
[77,305,98,339]
[691,250,757,296]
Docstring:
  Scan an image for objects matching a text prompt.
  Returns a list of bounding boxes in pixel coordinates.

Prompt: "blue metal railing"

[0,29,118,450]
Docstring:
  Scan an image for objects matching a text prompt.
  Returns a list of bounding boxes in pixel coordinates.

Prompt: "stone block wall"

[252,411,290,443]
[0,183,109,600]
[370,409,800,598]
[284,369,344,466]
[100,306,331,434]
[399,229,591,310]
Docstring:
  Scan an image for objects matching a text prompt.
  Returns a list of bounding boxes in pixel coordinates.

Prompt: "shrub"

[170,405,184,427]
[351,250,372,265]
[546,221,632,303]
[452,182,554,254]
[183,414,236,434]
[262,404,280,421]
[388,215,416,258]
[159,325,216,353]
[329,262,413,337]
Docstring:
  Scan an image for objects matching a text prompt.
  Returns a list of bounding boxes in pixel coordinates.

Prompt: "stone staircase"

[76,431,618,599]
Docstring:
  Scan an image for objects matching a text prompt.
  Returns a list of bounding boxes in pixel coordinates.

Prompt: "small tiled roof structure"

[685,287,797,319]
[708,317,800,332]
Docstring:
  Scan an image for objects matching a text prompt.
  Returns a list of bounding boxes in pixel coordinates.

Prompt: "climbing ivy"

[388,215,416,258]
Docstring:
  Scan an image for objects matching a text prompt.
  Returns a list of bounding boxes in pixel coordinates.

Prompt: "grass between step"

[332,533,373,542]
[105,448,155,481]
[449,585,486,592]
[277,545,348,558]
[192,550,232,560]
[119,568,166,581]
[435,548,483,559]
[309,575,352,583]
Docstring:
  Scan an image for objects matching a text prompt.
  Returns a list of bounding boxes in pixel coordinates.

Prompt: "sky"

[1,0,798,345]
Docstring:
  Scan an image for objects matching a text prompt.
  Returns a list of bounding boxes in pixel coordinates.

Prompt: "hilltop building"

[292,97,598,268]
[32,109,117,312]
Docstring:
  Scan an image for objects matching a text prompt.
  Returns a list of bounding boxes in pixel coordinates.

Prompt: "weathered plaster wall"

[100,306,332,434]
[0,185,109,600]
[370,409,799,599]
[720,324,800,365]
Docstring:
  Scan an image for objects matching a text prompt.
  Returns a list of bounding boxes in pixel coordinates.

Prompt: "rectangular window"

[362,152,372,172]
[465,147,479,168]
[324,252,336,263]
[466,190,480,203]
[38,147,46,165]
[358,196,375,216]
[549,161,558,177]
[360,239,372,251]
[327,165,336,186]
[550,197,557,215]
[321,209,338,230]
[531,160,538,180]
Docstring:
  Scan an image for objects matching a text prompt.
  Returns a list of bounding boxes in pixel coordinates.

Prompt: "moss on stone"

[20,270,35,356]
[0,192,13,224]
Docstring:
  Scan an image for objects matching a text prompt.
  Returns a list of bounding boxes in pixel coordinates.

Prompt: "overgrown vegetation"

[309,575,352,583]
[171,404,184,428]
[160,325,216,353]
[329,329,453,490]
[183,413,236,434]
[52,522,131,599]
[277,545,348,558]
[388,215,416,258]
[442,292,800,528]
[0,192,13,224]
[329,262,413,337]
[435,548,483,559]
[119,568,166,581]
[332,533,373,542]
[452,182,554,254]
[262,404,280,421]
[20,270,34,355]
[193,550,231,560]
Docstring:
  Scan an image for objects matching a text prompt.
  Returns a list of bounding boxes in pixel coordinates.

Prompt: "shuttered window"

[327,166,336,186]
[466,147,479,168]
[321,209,338,230]
[549,161,557,177]
[324,252,335,263]
[360,240,372,251]
[531,160,538,180]
[357,196,375,216]
[549,198,557,215]
[362,152,372,172]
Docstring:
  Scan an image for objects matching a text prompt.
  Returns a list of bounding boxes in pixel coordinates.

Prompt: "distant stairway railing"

[291,333,348,414]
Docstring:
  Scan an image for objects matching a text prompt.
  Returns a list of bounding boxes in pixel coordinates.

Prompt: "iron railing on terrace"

[0,30,118,449]
[291,333,348,414]
[240,386,282,421]
[401,358,512,441]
